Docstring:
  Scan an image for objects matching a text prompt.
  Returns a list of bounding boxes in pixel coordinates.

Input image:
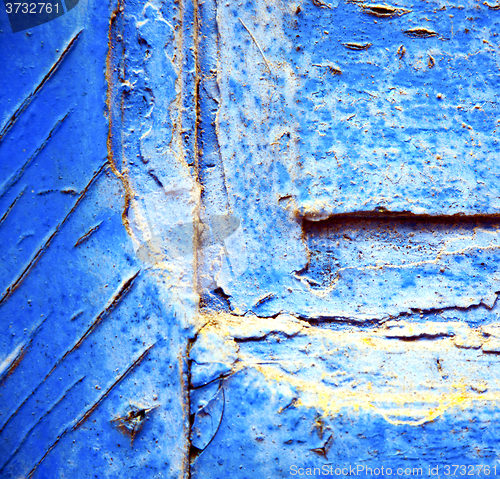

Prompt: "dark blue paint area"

[0,0,185,476]
[1,0,193,475]
[0,0,112,357]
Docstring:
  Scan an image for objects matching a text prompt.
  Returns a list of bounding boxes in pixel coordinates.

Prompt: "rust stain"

[483,1,500,9]
[311,0,332,9]
[397,44,406,59]
[105,0,136,243]
[74,222,103,248]
[0,342,28,385]
[0,314,50,389]
[360,3,411,17]
[112,403,158,443]
[343,42,373,50]
[404,27,438,38]
[312,62,342,75]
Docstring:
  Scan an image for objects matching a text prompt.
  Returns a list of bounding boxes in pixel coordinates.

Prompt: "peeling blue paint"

[2,0,500,477]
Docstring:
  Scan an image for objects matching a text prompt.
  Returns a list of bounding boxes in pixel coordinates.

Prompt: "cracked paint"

[2,0,500,475]
[190,314,500,474]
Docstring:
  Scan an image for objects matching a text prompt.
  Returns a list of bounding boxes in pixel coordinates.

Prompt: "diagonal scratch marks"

[25,344,155,479]
[0,30,83,143]
[74,343,154,429]
[0,112,70,199]
[238,19,272,74]
[50,269,141,365]
[74,221,103,248]
[0,186,26,228]
[0,269,140,434]
[0,313,51,385]
[0,376,85,474]
[0,161,109,308]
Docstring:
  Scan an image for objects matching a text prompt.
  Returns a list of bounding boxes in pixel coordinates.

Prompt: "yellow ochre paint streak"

[195,313,500,426]
[252,363,500,426]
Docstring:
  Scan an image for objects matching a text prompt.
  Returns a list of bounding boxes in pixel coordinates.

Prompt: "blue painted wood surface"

[2,0,500,477]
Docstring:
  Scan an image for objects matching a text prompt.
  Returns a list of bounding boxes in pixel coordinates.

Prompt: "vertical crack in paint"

[189,0,203,472]
[105,0,136,244]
